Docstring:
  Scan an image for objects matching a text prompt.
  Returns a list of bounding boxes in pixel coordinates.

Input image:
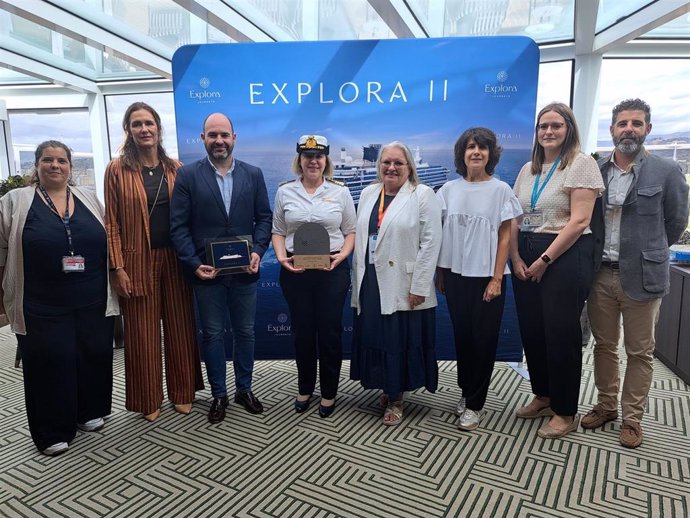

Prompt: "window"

[8,109,95,186]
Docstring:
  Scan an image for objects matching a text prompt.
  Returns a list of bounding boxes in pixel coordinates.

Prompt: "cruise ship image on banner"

[333,144,450,204]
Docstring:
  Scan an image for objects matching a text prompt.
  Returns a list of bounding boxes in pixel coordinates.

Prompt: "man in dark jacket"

[584,98,689,448]
[171,113,272,423]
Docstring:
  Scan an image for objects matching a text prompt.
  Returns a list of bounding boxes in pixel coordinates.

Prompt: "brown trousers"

[588,267,661,422]
[122,247,204,414]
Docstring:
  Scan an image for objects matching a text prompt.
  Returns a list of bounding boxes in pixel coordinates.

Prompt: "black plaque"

[293,223,331,269]
[206,237,251,274]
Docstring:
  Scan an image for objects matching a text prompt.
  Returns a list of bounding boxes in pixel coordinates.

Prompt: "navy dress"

[350,194,438,397]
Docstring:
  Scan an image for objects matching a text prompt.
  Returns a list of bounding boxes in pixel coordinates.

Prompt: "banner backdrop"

[172,36,539,361]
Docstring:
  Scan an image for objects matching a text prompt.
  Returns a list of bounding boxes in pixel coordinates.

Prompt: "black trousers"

[280,260,350,399]
[17,301,114,451]
[443,271,506,411]
[512,232,594,416]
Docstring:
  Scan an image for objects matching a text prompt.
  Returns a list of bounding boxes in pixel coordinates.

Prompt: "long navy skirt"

[350,261,438,398]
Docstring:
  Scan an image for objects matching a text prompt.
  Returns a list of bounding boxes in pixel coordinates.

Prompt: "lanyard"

[530,157,561,211]
[38,184,75,256]
[377,188,392,229]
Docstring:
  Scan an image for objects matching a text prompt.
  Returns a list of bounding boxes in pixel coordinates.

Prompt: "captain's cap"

[296,135,329,156]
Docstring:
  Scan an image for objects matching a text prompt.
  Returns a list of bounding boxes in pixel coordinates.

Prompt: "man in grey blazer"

[584,98,689,448]
[171,113,272,423]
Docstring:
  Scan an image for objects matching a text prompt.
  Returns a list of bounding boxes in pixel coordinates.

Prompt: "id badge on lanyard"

[522,157,560,232]
[38,184,86,273]
[62,255,86,272]
[520,210,544,231]
[368,234,377,264]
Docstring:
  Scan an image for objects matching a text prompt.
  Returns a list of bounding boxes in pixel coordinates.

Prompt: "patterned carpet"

[0,325,688,518]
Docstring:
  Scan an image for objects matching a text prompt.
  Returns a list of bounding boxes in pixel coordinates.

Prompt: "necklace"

[144,162,160,176]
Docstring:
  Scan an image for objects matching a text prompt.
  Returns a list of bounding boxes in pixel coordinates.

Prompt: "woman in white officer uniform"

[272,135,356,418]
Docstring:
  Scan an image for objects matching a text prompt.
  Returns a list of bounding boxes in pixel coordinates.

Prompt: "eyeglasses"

[381,160,408,168]
[537,122,565,132]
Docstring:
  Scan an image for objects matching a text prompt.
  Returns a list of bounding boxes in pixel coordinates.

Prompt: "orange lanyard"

[377,188,391,229]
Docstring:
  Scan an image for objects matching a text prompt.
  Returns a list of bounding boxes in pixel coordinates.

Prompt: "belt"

[601,261,620,270]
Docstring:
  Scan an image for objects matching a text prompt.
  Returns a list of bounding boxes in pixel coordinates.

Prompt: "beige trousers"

[587,267,662,422]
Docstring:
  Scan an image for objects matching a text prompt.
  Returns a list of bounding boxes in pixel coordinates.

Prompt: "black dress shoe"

[208,396,229,424]
[319,401,336,418]
[294,395,312,413]
[234,391,264,414]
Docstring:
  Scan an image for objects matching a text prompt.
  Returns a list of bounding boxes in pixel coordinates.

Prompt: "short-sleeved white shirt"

[272,178,356,253]
[513,152,605,234]
[436,177,523,277]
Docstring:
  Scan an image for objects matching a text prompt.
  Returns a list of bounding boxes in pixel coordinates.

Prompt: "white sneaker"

[42,442,68,456]
[458,409,480,431]
[455,397,466,416]
[78,417,104,432]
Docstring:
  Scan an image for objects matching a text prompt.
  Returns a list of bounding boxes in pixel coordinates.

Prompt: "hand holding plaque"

[293,223,331,269]
[206,237,251,274]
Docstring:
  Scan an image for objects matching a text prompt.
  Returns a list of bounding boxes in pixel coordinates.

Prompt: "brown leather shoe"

[620,420,643,448]
[208,396,229,424]
[581,405,618,429]
[234,391,264,414]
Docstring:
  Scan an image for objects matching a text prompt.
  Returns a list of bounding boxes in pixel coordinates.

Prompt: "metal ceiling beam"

[606,39,690,58]
[0,0,172,78]
[539,43,576,62]
[368,0,427,38]
[574,0,598,55]
[593,0,690,54]
[171,0,277,42]
[0,47,98,92]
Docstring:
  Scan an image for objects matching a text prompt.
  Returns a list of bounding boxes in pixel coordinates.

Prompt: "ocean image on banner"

[172,37,539,361]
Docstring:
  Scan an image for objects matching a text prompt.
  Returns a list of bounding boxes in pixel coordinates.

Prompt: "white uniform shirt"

[436,177,522,277]
[272,178,356,252]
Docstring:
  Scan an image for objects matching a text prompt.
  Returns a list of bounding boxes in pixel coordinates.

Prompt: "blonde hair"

[291,153,334,179]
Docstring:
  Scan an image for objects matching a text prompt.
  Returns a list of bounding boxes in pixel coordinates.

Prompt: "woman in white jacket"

[350,141,442,426]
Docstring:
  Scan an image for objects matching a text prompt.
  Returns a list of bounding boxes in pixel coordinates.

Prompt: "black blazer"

[170,157,272,283]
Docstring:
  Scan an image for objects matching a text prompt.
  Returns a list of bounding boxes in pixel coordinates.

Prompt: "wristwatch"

[540,254,551,264]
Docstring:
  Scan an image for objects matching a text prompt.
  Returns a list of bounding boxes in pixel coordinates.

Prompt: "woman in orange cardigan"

[105,102,203,421]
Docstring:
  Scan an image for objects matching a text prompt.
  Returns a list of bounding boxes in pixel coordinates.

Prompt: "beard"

[205,143,234,161]
[613,131,646,155]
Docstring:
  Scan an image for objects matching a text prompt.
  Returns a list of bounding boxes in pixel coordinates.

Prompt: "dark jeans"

[512,232,594,416]
[17,301,113,452]
[443,271,506,411]
[280,260,350,399]
[193,278,257,397]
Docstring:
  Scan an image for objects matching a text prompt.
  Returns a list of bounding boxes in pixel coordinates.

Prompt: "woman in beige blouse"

[511,102,604,439]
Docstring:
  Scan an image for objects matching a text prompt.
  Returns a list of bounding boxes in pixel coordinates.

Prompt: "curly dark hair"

[611,98,651,125]
[454,127,502,177]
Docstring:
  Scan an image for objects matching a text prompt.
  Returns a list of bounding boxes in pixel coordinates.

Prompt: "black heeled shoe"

[318,400,336,418]
[294,396,312,413]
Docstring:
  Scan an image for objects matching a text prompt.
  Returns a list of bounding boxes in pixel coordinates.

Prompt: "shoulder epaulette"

[279,179,297,186]
[326,178,345,187]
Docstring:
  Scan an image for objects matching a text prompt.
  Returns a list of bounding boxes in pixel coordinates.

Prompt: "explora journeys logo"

[189,77,221,103]
[267,313,291,335]
[485,71,518,98]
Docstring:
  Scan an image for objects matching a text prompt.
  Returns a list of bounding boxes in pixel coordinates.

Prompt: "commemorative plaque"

[206,236,251,274]
[293,223,331,269]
